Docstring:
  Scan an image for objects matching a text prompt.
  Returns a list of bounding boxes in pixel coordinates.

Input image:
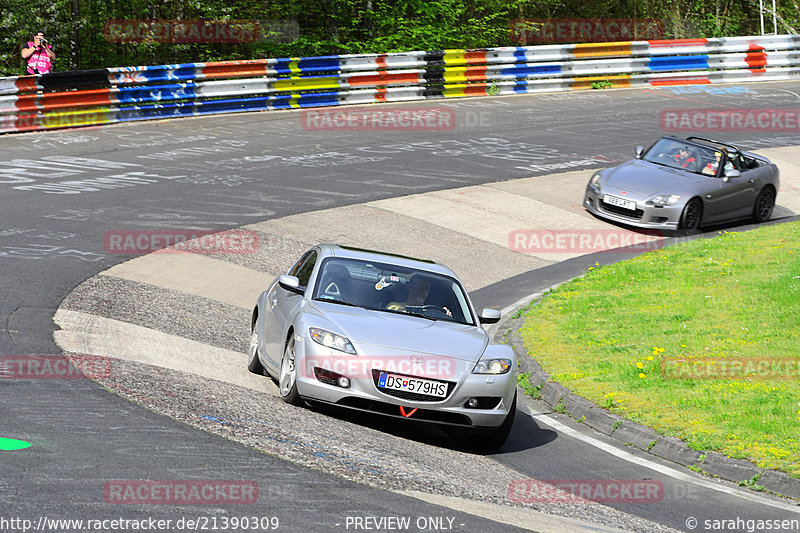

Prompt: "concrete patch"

[699,452,762,483]
[368,185,605,262]
[486,169,599,217]
[759,469,800,500]
[53,309,278,395]
[648,436,704,468]
[101,253,277,310]
[755,147,800,214]
[610,421,660,453]
[246,203,550,291]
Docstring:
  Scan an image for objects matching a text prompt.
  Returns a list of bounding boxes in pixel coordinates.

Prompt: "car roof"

[318,244,456,277]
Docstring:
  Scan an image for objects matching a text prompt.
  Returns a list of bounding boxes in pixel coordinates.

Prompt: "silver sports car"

[584,136,779,231]
[247,244,517,449]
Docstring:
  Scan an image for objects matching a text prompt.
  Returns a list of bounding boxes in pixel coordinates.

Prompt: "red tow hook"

[399,406,418,418]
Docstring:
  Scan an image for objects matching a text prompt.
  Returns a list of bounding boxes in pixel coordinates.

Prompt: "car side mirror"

[635,146,644,159]
[479,309,501,324]
[278,275,304,295]
[723,169,741,182]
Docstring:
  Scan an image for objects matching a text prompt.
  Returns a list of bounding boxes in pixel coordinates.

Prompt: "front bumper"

[294,340,517,428]
[584,186,684,231]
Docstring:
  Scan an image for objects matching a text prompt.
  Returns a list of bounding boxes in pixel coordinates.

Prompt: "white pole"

[772,0,777,34]
[760,0,765,35]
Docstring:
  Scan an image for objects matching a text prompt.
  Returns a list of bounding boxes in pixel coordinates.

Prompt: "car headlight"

[646,194,681,207]
[309,327,356,354]
[589,172,602,190]
[472,358,513,374]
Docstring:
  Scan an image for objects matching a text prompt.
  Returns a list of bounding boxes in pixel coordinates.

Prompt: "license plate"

[377,372,447,398]
[603,194,637,211]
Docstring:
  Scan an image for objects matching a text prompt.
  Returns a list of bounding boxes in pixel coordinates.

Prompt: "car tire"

[469,392,516,451]
[247,328,264,374]
[752,187,775,223]
[679,198,703,230]
[279,336,302,405]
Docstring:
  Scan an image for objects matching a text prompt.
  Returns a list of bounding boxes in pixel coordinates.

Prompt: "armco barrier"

[1,34,799,134]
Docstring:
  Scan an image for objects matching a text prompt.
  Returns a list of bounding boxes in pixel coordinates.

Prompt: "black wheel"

[279,336,302,405]
[469,392,516,451]
[752,187,775,223]
[679,198,703,230]
[247,328,264,374]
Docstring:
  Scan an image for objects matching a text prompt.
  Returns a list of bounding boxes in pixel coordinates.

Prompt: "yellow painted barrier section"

[443,51,466,66]
[569,75,632,90]
[41,108,114,129]
[273,77,340,91]
[573,42,633,58]
[443,67,469,84]
[442,84,489,98]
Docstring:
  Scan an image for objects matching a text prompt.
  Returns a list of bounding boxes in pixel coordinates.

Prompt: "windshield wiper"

[315,298,362,309]
[381,307,438,321]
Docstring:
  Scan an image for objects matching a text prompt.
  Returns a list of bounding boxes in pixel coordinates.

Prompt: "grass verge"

[519,222,800,477]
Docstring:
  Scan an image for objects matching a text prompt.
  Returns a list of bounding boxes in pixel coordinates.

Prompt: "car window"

[311,257,475,325]
[291,250,317,289]
[644,139,717,175]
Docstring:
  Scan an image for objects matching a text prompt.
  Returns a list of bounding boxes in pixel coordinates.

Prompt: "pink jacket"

[26,42,53,74]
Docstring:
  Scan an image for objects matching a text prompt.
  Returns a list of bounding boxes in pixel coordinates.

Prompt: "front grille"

[371,369,455,402]
[600,200,644,220]
[333,397,473,426]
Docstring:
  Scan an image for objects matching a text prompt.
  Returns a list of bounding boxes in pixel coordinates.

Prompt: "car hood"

[602,160,703,195]
[310,301,488,362]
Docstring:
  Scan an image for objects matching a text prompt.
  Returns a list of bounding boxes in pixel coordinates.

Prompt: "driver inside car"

[672,146,697,169]
[386,274,452,317]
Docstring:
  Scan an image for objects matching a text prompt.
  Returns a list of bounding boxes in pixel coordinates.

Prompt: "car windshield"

[312,257,475,325]
[643,138,727,176]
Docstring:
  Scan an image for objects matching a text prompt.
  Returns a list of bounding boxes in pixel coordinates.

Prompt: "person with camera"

[22,31,55,74]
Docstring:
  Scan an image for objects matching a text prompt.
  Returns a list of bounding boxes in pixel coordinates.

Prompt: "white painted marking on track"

[523,404,800,512]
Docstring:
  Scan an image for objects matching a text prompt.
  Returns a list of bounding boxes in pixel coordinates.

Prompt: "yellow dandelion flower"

[647,355,654,361]
[639,373,646,379]
[636,362,644,369]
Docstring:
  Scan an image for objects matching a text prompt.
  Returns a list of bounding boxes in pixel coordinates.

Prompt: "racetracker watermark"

[301,108,457,132]
[661,357,800,380]
[510,18,664,44]
[661,108,800,132]
[303,354,458,381]
[508,229,664,254]
[4,111,108,132]
[0,355,111,379]
[508,479,664,503]
[104,480,258,504]
[103,19,298,44]
[103,229,258,255]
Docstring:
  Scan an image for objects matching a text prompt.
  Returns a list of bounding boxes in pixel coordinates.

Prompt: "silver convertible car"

[584,136,779,231]
[247,244,517,449]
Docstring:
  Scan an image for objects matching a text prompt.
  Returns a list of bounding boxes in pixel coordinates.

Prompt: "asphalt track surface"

[3,82,800,532]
